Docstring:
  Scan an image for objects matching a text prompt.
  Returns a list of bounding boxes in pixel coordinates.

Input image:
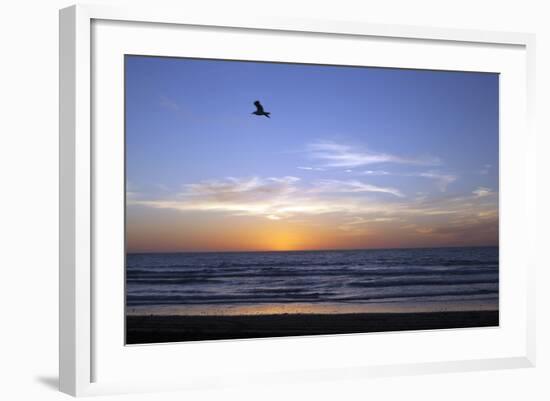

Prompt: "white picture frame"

[59,3,536,397]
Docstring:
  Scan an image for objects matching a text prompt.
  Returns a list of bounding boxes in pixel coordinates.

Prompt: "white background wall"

[0,0,548,399]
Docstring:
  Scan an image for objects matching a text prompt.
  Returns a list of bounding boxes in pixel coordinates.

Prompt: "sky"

[125,55,499,253]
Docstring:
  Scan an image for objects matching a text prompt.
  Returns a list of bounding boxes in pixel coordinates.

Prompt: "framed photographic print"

[60,4,536,397]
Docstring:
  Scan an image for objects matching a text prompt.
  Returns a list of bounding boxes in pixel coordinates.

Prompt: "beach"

[126,310,498,344]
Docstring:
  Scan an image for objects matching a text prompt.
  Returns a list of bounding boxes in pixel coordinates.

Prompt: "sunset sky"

[125,56,499,253]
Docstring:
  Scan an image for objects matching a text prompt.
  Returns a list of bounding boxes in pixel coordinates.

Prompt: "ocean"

[126,246,498,316]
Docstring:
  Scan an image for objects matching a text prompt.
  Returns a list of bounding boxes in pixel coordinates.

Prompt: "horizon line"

[126,243,499,255]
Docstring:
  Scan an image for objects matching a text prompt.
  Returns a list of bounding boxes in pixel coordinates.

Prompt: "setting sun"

[265,229,304,251]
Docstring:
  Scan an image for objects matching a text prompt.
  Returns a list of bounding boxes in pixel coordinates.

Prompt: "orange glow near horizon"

[126,206,498,253]
[126,212,342,253]
[263,230,303,251]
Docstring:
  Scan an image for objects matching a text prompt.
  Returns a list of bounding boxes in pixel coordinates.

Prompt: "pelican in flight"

[252,100,271,118]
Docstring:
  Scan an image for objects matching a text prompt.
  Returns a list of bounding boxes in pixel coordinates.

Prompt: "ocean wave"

[126,247,499,309]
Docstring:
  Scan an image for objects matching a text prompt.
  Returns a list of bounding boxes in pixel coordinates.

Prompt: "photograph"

[124,55,499,344]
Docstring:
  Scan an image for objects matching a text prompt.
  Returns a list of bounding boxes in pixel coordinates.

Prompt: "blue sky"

[125,55,499,252]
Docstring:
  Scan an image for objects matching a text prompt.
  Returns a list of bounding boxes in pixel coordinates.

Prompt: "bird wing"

[254,101,265,113]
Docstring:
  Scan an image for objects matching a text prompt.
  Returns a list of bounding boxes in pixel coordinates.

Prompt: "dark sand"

[126,310,499,344]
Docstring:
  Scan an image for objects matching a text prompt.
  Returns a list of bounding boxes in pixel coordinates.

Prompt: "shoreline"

[126,310,498,344]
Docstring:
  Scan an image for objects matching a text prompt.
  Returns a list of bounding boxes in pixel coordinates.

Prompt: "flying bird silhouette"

[252,100,271,118]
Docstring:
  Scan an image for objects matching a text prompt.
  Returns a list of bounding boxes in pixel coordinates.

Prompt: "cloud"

[134,176,345,220]
[183,176,300,202]
[307,141,440,168]
[414,171,457,192]
[130,175,497,233]
[303,141,455,192]
[312,179,404,197]
[360,169,457,192]
[414,217,498,243]
[297,166,325,171]
[337,215,400,233]
[363,170,391,176]
[345,216,399,225]
[477,210,498,219]
[130,175,400,220]
[473,187,493,197]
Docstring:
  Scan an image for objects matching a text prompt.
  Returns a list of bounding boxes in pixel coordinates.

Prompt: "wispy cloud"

[312,179,404,197]
[472,187,493,197]
[413,171,457,192]
[184,176,300,201]
[130,175,390,220]
[297,166,325,171]
[139,176,335,220]
[307,141,440,168]
[359,168,457,192]
[363,170,392,176]
[415,227,435,234]
[337,216,401,234]
[130,175,496,228]
[362,166,458,192]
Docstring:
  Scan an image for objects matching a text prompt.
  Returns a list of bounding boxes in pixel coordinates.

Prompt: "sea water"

[126,246,498,315]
